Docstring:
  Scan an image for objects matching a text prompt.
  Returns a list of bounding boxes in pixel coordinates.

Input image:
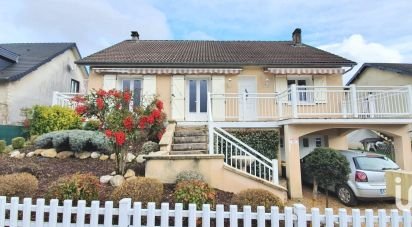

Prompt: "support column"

[394,132,412,171]
[284,125,303,199]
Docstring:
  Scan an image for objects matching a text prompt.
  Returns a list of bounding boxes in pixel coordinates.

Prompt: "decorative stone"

[124,169,135,178]
[10,150,20,158]
[56,151,74,159]
[110,171,116,176]
[126,176,137,181]
[126,153,136,163]
[110,153,116,160]
[91,152,101,159]
[135,155,146,164]
[110,175,125,187]
[16,153,25,159]
[100,175,113,184]
[99,154,109,160]
[26,152,35,157]
[40,148,57,158]
[34,149,44,155]
[75,152,91,159]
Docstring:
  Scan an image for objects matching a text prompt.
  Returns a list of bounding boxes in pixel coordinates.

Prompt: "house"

[0,43,88,124]
[73,29,412,199]
[346,63,412,149]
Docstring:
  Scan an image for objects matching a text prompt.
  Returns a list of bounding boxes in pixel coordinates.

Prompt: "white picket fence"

[1,196,410,227]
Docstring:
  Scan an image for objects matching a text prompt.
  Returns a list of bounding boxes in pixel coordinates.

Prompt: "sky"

[1,0,411,83]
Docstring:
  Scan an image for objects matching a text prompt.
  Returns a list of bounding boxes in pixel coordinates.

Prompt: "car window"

[354,156,399,171]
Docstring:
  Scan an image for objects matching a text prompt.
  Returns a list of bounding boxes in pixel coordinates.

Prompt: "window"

[70,79,80,93]
[287,76,313,102]
[315,138,322,147]
[122,79,142,107]
[302,138,309,147]
[280,137,284,148]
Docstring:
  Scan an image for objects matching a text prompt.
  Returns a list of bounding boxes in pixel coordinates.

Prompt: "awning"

[94,68,242,74]
[266,68,344,74]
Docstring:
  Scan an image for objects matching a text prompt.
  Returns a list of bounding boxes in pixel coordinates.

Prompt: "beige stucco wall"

[87,69,104,91]
[353,68,412,86]
[156,74,171,118]
[145,155,288,201]
[385,170,412,200]
[1,49,86,124]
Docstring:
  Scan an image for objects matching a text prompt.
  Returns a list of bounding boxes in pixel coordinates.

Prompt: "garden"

[0,89,286,214]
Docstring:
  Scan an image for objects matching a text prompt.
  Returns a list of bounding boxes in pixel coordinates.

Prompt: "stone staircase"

[170,126,208,155]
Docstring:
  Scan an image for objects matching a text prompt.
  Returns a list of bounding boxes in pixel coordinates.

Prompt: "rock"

[26,152,35,157]
[16,153,25,159]
[40,148,57,158]
[4,146,13,154]
[110,171,116,176]
[126,153,136,163]
[56,151,74,159]
[99,154,109,160]
[135,155,146,164]
[110,175,125,187]
[124,169,135,178]
[91,152,101,159]
[110,153,116,160]
[10,150,20,158]
[34,149,43,155]
[126,176,137,181]
[75,152,91,159]
[100,175,113,184]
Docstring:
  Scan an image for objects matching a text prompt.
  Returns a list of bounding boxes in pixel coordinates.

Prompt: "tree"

[72,89,166,175]
[303,147,350,207]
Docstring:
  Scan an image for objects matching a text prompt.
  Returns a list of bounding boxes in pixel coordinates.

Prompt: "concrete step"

[174,130,207,137]
[174,136,207,144]
[176,126,207,131]
[172,143,207,151]
[170,150,207,155]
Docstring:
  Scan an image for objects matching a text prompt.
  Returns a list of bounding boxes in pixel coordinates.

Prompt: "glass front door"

[187,79,208,121]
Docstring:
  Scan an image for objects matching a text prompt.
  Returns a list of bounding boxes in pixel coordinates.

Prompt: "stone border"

[144,154,224,160]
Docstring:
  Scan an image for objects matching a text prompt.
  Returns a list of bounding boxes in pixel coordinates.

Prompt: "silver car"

[301,150,399,206]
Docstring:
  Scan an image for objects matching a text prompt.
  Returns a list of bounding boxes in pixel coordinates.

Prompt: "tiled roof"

[346,63,412,85]
[77,40,355,67]
[0,43,77,81]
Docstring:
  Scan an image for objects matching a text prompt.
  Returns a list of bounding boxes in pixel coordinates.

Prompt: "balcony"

[208,85,412,123]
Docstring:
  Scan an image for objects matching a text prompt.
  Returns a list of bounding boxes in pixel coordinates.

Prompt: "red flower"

[71,95,86,103]
[138,116,147,129]
[151,109,161,119]
[75,105,87,115]
[114,131,126,146]
[156,100,163,110]
[96,89,106,97]
[96,98,104,110]
[123,92,132,103]
[123,116,133,130]
[105,129,112,138]
[147,115,155,124]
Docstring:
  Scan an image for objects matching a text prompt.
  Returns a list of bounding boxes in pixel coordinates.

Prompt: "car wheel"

[336,185,358,206]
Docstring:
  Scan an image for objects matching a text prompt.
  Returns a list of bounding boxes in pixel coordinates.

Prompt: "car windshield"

[354,156,399,171]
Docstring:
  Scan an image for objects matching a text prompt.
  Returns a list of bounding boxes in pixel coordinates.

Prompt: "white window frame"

[70,79,80,93]
[118,76,143,107]
[287,75,314,104]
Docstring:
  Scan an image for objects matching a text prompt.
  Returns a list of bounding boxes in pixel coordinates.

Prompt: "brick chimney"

[131,31,140,40]
[292,28,302,45]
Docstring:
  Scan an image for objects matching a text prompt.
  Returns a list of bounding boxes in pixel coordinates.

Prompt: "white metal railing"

[51,91,80,108]
[1,197,411,227]
[211,127,278,185]
[208,85,412,121]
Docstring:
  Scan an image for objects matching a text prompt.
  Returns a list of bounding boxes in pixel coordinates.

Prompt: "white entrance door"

[186,79,209,121]
[238,76,257,121]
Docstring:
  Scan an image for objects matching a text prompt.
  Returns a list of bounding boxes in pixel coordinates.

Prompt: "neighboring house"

[0,43,88,124]
[346,63,412,148]
[72,29,412,199]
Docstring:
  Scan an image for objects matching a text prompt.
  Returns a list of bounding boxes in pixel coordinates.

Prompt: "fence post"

[271,159,279,185]
[242,92,247,121]
[293,204,306,227]
[406,85,412,115]
[208,92,214,155]
[277,95,283,119]
[290,84,298,118]
[119,198,131,227]
[349,84,358,118]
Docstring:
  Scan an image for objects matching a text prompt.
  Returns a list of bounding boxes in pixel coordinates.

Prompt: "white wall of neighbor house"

[352,67,412,86]
[0,83,8,124]
[3,48,86,124]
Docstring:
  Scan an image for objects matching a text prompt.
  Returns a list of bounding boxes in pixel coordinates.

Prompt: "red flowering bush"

[72,89,166,174]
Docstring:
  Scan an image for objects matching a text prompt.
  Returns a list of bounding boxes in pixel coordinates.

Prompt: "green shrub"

[227,129,279,159]
[111,177,163,205]
[0,140,6,153]
[83,120,100,131]
[11,137,25,149]
[46,173,100,204]
[231,189,284,211]
[0,173,39,198]
[174,180,215,209]
[28,105,81,136]
[34,130,110,153]
[141,141,160,154]
[176,170,205,183]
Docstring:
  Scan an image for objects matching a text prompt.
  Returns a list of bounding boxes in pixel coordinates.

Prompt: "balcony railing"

[51,92,80,108]
[209,85,412,121]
